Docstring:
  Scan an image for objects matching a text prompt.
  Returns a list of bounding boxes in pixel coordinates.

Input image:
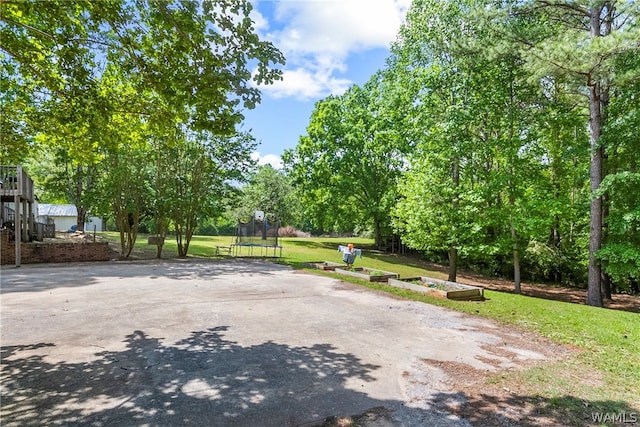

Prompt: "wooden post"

[14,194,20,267]
[21,198,27,242]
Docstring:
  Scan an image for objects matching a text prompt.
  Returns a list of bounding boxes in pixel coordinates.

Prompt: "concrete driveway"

[1,259,554,426]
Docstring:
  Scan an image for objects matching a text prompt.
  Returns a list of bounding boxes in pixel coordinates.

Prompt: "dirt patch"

[318,407,394,427]
[411,323,580,427]
[458,273,640,313]
[420,353,622,427]
[425,358,558,427]
[414,261,640,314]
[45,231,108,243]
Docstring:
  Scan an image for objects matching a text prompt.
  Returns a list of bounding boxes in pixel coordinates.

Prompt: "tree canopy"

[1,0,284,134]
[283,71,410,246]
[236,164,300,226]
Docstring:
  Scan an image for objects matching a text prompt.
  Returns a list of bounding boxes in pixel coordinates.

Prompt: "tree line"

[284,0,640,306]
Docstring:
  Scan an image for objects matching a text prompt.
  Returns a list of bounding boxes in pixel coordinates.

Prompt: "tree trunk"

[548,217,562,283]
[511,222,521,294]
[586,7,607,308]
[587,80,604,308]
[76,206,86,232]
[601,195,612,301]
[448,155,460,283]
[599,5,613,303]
[74,165,86,232]
[155,149,166,259]
[374,218,382,250]
[113,202,137,259]
[509,190,521,294]
[176,229,185,257]
[601,273,612,301]
[448,246,458,282]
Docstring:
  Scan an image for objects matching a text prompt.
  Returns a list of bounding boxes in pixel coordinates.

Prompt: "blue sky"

[243,0,411,168]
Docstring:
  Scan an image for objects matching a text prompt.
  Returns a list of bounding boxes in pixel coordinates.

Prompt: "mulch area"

[420,261,640,314]
[461,273,639,313]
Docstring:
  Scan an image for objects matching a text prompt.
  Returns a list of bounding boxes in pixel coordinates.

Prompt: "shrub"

[278,225,298,237]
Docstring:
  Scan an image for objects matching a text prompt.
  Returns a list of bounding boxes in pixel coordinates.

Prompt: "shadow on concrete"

[3,327,634,426]
[0,326,451,426]
[0,259,288,294]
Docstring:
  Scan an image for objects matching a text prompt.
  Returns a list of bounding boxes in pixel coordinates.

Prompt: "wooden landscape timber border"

[334,267,400,283]
[387,276,485,301]
[305,261,345,271]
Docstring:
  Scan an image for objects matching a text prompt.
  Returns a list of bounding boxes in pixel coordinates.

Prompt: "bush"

[278,225,298,237]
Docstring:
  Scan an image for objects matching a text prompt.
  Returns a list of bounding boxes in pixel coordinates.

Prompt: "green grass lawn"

[120,233,447,278]
[103,233,639,425]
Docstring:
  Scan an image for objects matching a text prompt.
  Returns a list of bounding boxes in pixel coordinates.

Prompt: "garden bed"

[387,276,484,301]
[305,261,345,271]
[334,267,400,283]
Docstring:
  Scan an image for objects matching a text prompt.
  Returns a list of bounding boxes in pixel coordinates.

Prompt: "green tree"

[480,0,640,305]
[91,93,153,258]
[389,0,638,299]
[524,80,591,286]
[1,0,284,132]
[597,52,640,292]
[389,0,536,284]
[161,131,256,257]
[284,72,407,247]
[237,165,300,227]
[0,62,35,164]
[23,89,108,232]
[388,0,468,282]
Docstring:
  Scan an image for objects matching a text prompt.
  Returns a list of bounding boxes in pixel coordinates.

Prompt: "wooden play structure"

[1,165,37,266]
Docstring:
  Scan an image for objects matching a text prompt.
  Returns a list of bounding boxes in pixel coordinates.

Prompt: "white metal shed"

[37,204,104,232]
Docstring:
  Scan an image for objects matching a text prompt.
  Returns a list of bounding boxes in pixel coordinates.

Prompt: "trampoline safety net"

[235,219,279,246]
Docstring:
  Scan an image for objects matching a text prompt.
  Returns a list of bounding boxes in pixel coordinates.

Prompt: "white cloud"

[251,151,283,169]
[271,0,408,55]
[265,67,352,100]
[249,3,269,33]
[251,0,410,100]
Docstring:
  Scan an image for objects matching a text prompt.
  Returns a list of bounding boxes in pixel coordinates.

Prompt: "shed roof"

[38,204,77,217]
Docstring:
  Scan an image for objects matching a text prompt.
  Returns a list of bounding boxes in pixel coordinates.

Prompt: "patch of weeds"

[368,269,386,276]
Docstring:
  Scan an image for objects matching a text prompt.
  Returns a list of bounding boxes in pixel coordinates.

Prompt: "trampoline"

[231,216,282,257]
